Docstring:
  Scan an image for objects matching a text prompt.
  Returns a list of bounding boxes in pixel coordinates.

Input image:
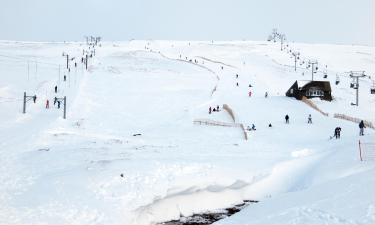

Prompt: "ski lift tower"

[349,71,366,106]
[292,52,300,71]
[307,60,318,81]
[279,34,286,51]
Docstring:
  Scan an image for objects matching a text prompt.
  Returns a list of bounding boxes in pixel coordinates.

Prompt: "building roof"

[296,80,331,90]
[296,80,311,88]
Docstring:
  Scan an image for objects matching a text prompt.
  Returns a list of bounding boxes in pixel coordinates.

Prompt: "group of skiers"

[208,105,220,114]
[45,97,62,109]
[284,114,313,124]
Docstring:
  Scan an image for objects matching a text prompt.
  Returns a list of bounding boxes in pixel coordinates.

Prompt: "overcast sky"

[0,0,374,45]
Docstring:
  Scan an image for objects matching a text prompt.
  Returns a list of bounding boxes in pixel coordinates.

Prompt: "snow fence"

[301,97,329,117]
[334,113,375,130]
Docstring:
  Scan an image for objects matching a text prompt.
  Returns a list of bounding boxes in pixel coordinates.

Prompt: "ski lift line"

[0,53,62,67]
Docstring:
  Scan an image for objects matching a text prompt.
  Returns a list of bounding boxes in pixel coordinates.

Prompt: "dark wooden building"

[286,80,332,101]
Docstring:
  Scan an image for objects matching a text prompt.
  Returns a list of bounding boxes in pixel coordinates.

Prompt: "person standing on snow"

[248,91,252,97]
[359,120,366,136]
[265,92,268,98]
[209,106,212,114]
[334,127,342,139]
[45,99,49,109]
[285,114,289,124]
[308,114,312,124]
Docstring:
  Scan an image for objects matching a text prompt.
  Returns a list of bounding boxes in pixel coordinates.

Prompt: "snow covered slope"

[0,40,374,225]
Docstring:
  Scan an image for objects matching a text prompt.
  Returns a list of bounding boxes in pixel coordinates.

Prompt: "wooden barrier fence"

[334,113,375,130]
[223,104,236,122]
[301,97,329,117]
[193,119,248,140]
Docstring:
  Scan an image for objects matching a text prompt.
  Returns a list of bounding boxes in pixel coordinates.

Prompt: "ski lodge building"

[286,80,332,101]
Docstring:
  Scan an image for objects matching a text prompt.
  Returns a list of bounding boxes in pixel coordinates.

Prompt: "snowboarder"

[45,99,49,109]
[308,114,312,124]
[359,120,366,136]
[209,106,212,114]
[265,92,268,98]
[285,114,289,124]
[54,85,58,93]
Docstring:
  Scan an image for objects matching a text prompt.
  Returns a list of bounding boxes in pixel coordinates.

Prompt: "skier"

[285,114,289,124]
[54,85,58,93]
[247,125,251,131]
[268,123,272,128]
[359,120,366,136]
[308,114,312,124]
[334,127,342,139]
[64,75,66,81]
[57,101,61,109]
[265,92,268,98]
[33,95,37,103]
[209,106,212,114]
[236,82,239,87]
[251,124,256,130]
[54,97,57,105]
[248,91,252,97]
[216,105,219,111]
[213,108,216,112]
[236,74,239,78]
[45,99,49,109]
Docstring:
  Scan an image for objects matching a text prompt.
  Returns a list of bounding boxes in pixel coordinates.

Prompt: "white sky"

[0,0,374,45]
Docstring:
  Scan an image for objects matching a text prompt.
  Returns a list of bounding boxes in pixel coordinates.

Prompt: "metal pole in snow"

[356,77,359,106]
[66,54,69,69]
[85,54,88,70]
[63,96,66,119]
[23,92,26,113]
